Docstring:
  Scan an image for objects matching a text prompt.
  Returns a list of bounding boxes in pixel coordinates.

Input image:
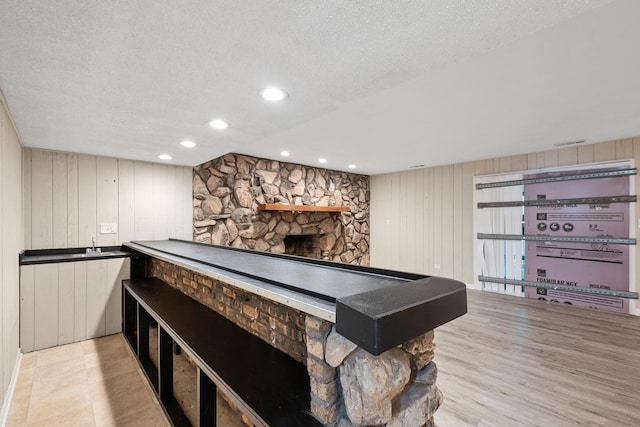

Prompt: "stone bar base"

[148,257,443,426]
[149,258,308,363]
[306,316,442,426]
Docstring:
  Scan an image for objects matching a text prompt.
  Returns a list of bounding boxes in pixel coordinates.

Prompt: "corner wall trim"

[0,88,25,147]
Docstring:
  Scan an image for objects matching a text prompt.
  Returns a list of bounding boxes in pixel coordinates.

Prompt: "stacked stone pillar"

[306,316,443,426]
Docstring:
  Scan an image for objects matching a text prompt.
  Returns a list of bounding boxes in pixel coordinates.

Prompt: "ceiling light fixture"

[318,158,327,164]
[208,119,229,129]
[180,140,196,148]
[158,154,172,161]
[261,87,288,102]
[348,164,356,169]
[280,150,290,157]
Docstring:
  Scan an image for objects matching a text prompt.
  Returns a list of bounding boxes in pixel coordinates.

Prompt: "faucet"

[86,237,100,254]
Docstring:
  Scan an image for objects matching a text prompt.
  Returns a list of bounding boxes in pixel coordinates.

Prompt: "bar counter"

[126,239,467,355]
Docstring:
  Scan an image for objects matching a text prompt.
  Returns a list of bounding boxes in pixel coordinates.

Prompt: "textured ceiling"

[1,0,638,175]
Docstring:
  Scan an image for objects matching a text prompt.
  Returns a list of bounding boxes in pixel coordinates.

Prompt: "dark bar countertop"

[126,239,467,355]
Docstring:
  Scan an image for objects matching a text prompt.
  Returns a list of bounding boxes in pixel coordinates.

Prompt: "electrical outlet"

[100,223,117,234]
[434,264,441,269]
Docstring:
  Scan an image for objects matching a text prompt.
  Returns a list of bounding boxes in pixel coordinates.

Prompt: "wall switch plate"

[434,264,441,269]
[100,223,117,234]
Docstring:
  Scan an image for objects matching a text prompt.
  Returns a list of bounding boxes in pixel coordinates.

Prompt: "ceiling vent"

[554,139,586,147]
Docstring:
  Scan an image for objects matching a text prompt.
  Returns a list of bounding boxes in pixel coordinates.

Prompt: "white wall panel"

[117,159,135,244]
[23,149,192,249]
[67,154,79,247]
[52,152,68,248]
[23,149,31,250]
[452,163,464,279]
[30,150,53,249]
[133,161,155,241]
[461,162,475,281]
[152,164,169,240]
[432,167,443,277]
[1,92,23,407]
[78,155,97,248]
[96,157,119,246]
[441,165,454,278]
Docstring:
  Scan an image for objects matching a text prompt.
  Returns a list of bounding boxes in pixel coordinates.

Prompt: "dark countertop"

[128,239,414,302]
[19,246,140,265]
[126,239,468,355]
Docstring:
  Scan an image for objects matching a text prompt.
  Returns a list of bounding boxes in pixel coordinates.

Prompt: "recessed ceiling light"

[180,140,196,148]
[318,158,327,164]
[348,164,356,169]
[208,119,229,129]
[261,87,288,102]
[280,150,290,157]
[158,154,172,161]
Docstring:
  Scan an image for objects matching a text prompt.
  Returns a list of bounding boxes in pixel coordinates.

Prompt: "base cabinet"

[20,258,130,352]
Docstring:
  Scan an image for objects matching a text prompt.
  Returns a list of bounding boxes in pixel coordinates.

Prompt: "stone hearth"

[193,153,370,265]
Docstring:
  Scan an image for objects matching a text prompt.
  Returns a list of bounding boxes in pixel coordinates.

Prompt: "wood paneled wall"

[23,149,193,250]
[370,137,640,292]
[0,92,23,413]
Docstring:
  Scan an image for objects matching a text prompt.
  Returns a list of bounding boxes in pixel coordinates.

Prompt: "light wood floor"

[433,289,640,427]
[6,291,639,426]
[5,333,243,427]
[5,334,170,426]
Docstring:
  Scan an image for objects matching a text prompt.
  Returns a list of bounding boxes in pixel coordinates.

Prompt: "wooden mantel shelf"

[258,204,350,213]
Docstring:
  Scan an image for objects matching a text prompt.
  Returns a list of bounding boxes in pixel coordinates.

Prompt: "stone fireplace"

[193,153,370,265]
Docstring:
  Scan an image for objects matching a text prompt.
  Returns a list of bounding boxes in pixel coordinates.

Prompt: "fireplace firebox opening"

[283,234,325,259]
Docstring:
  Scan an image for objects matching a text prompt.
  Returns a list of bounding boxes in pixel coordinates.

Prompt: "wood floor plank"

[434,290,640,426]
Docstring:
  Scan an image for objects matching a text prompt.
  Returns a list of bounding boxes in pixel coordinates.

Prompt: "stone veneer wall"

[193,153,370,265]
[148,258,307,363]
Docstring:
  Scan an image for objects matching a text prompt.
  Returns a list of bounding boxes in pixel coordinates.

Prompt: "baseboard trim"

[0,349,22,427]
